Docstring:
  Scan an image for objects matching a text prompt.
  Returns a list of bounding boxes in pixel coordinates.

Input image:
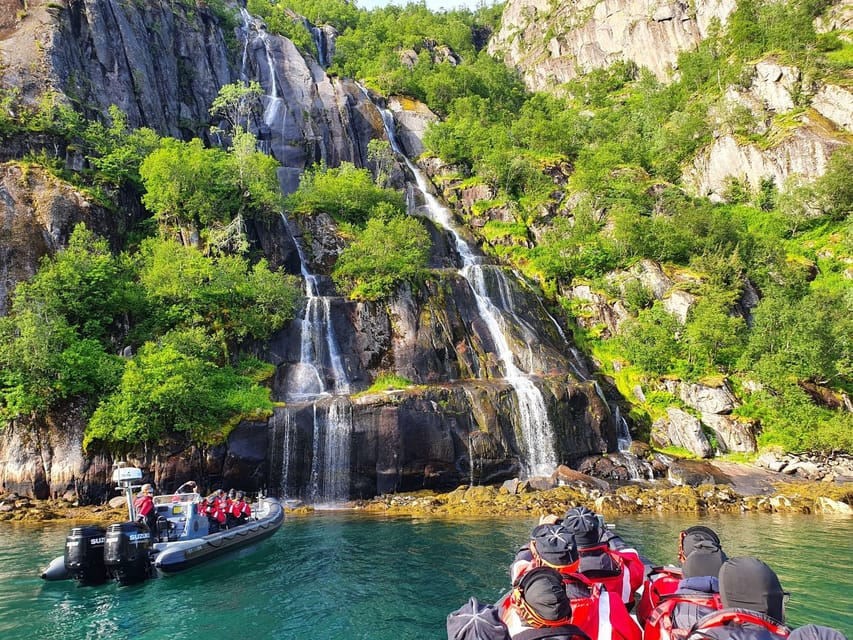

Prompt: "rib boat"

[40,466,284,585]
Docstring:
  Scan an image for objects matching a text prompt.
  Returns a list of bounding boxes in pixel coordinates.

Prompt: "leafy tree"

[285,162,405,225]
[0,303,123,421]
[814,146,853,220]
[84,339,274,449]
[228,129,284,219]
[11,225,128,342]
[140,138,235,238]
[82,105,160,187]
[137,238,300,357]
[0,224,128,420]
[209,81,264,133]
[332,210,431,301]
[618,302,682,376]
[683,299,746,374]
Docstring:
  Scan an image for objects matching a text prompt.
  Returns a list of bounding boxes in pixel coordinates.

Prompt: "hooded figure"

[686,557,791,640]
[447,597,510,640]
[563,507,601,549]
[682,544,726,580]
[530,524,579,571]
[718,557,786,623]
[789,626,848,640]
[679,526,723,562]
[499,567,589,640]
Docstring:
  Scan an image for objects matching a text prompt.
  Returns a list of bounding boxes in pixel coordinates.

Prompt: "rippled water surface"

[0,512,849,639]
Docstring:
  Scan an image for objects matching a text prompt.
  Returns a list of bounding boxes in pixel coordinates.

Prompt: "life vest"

[637,567,683,626]
[688,609,791,640]
[564,575,643,640]
[574,545,645,606]
[205,501,226,523]
[229,499,251,518]
[645,592,723,640]
[134,494,154,518]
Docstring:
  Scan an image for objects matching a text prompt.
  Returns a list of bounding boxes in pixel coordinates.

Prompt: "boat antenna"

[112,463,144,521]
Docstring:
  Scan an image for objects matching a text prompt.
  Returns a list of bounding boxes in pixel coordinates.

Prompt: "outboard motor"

[64,525,107,585]
[103,521,152,585]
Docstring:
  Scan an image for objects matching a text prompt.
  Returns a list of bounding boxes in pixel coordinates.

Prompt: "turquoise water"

[0,512,850,639]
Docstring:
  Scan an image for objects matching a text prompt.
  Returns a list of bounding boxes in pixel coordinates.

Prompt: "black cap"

[446,597,510,640]
[563,506,600,549]
[531,524,578,569]
[719,557,785,623]
[516,567,572,624]
[681,526,722,558]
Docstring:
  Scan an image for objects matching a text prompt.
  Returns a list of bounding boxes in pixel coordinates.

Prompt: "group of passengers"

[447,506,847,640]
[132,481,252,533]
[199,487,252,532]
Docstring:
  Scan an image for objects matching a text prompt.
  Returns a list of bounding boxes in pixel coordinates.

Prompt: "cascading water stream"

[364,87,558,477]
[241,14,352,502]
[303,18,327,68]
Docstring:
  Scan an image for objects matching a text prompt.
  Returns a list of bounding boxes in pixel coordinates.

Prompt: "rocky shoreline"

[3,464,850,525]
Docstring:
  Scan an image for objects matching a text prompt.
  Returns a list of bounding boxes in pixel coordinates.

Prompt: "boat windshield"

[154,493,200,506]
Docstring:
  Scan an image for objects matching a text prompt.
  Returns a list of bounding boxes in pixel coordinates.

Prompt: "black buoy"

[64,525,108,585]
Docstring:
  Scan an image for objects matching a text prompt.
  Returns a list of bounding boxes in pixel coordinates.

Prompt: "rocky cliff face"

[0,162,135,315]
[489,1,853,198]
[488,0,736,90]
[0,1,619,502]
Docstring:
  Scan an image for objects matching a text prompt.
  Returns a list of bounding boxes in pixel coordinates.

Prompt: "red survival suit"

[686,609,791,640]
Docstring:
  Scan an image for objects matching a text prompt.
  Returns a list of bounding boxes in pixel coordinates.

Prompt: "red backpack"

[637,567,683,625]
[565,574,643,640]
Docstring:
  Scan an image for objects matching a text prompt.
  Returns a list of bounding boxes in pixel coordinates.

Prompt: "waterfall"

[271,409,294,498]
[321,398,352,502]
[303,18,327,68]
[280,215,351,400]
[614,405,632,452]
[240,11,354,503]
[363,86,558,477]
[306,399,353,504]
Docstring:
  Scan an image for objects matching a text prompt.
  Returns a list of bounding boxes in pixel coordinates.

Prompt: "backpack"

[576,545,645,606]
[645,592,723,640]
[637,566,683,625]
[564,574,643,640]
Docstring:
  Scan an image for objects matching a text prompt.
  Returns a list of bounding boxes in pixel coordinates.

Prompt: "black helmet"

[236,491,245,500]
[228,489,236,499]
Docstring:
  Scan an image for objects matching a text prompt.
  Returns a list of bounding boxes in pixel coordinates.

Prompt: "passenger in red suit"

[134,483,156,530]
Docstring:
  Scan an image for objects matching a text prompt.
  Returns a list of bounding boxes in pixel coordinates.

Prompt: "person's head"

[446,597,510,640]
[681,545,726,579]
[228,489,236,499]
[236,490,245,501]
[140,483,153,496]
[562,506,600,549]
[511,566,572,628]
[530,524,578,570]
[718,557,787,623]
[789,625,848,640]
[679,525,722,562]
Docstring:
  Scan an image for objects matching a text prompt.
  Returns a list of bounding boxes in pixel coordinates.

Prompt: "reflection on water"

[0,513,850,639]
